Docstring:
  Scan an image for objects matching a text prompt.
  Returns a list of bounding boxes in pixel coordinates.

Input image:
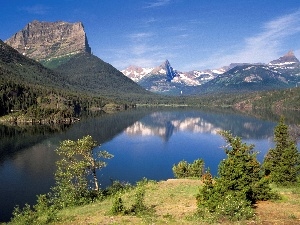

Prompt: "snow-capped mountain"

[121,60,226,94]
[195,51,300,94]
[269,50,300,66]
[121,51,300,95]
[121,65,154,82]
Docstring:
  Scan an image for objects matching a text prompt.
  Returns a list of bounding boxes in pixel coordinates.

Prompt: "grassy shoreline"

[30,178,300,225]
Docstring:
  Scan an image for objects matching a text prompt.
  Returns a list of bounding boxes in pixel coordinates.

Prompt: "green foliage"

[9,195,58,225]
[111,193,125,215]
[52,135,113,208]
[214,194,254,221]
[128,185,147,215]
[196,131,274,222]
[172,159,204,178]
[10,204,37,225]
[263,116,300,186]
[104,180,132,196]
[110,179,150,217]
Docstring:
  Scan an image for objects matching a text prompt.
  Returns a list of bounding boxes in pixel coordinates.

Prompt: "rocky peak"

[5,20,91,61]
[269,50,299,65]
[150,60,179,81]
[164,60,179,81]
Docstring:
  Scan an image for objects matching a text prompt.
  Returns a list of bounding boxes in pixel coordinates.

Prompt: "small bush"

[110,179,152,217]
[10,204,37,225]
[215,193,254,221]
[127,186,147,215]
[104,180,132,196]
[172,159,204,178]
[111,193,125,215]
[9,195,58,225]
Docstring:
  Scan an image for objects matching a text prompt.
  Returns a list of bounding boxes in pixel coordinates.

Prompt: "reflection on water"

[0,108,299,222]
[125,110,274,141]
[125,116,222,141]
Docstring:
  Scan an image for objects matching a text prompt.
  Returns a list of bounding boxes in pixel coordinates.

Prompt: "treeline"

[0,77,112,121]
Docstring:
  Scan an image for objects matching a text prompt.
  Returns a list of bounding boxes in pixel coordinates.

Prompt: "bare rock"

[5,20,91,61]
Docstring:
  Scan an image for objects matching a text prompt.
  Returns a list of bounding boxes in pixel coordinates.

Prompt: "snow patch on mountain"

[121,60,225,87]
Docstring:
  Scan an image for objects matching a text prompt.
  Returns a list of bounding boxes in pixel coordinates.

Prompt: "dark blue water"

[0,108,298,222]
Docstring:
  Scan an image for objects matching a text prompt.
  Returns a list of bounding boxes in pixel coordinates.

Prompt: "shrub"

[10,195,58,225]
[128,186,147,215]
[111,193,125,215]
[104,180,132,196]
[172,159,204,178]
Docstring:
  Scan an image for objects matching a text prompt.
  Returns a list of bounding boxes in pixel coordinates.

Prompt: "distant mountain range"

[122,51,300,95]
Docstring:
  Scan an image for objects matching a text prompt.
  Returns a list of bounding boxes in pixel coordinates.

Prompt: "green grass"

[6,179,300,225]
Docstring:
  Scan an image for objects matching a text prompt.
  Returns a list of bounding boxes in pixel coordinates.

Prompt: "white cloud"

[128,32,154,41]
[186,9,300,70]
[144,0,171,8]
[20,4,50,15]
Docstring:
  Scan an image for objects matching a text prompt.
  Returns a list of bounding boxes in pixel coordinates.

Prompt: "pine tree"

[197,131,273,221]
[263,117,300,185]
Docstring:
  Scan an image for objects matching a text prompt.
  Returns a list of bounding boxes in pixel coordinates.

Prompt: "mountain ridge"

[122,51,300,95]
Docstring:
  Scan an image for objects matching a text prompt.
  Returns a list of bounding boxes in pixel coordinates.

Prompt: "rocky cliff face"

[269,50,300,65]
[5,20,91,61]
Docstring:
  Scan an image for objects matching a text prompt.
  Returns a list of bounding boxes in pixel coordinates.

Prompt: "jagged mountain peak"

[150,59,179,81]
[285,50,296,57]
[269,50,299,65]
[5,20,91,61]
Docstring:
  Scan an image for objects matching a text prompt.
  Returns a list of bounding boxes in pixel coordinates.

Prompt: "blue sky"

[1,0,300,71]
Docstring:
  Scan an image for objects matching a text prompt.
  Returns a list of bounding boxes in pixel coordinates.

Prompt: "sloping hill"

[52,52,153,99]
[0,40,67,88]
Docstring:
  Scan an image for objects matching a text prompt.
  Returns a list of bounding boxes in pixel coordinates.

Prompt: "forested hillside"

[50,52,158,102]
[0,40,114,120]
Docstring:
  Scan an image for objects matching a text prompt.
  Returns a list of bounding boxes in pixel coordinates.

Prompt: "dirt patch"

[254,200,300,225]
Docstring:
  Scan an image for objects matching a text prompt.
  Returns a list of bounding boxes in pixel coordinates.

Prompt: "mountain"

[5,20,154,101]
[0,39,66,88]
[122,52,300,95]
[197,65,294,94]
[121,65,154,82]
[196,51,300,94]
[52,52,153,98]
[133,60,182,94]
[121,60,225,94]
[5,20,91,64]
[0,39,77,117]
[269,51,299,66]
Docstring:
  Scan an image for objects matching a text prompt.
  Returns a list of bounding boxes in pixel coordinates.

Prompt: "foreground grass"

[8,179,300,225]
[53,179,200,224]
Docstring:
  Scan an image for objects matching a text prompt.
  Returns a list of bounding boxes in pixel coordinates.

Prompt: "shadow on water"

[0,124,71,162]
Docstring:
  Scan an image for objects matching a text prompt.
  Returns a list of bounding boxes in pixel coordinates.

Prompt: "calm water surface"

[0,108,299,222]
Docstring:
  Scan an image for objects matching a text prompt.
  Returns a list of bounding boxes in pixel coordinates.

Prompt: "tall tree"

[52,135,113,208]
[263,117,300,185]
[197,131,273,221]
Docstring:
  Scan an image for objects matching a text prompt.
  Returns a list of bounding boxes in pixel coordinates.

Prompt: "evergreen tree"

[197,131,273,221]
[263,116,300,185]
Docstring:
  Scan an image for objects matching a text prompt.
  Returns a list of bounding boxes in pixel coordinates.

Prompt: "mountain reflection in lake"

[98,109,277,187]
[0,108,299,222]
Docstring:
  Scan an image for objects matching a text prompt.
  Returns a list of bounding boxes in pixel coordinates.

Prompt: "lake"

[0,108,299,222]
